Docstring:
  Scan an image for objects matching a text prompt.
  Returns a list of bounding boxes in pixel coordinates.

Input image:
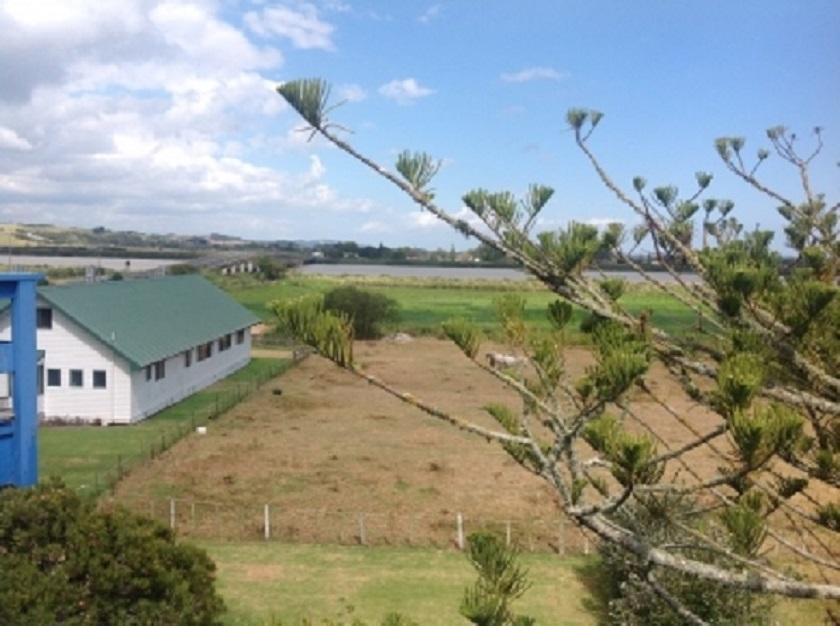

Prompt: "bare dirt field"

[111,337,834,569]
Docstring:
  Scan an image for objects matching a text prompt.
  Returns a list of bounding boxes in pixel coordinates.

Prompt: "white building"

[0,275,259,424]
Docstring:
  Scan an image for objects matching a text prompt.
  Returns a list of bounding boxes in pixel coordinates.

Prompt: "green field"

[220,274,698,339]
[40,358,290,495]
[205,542,602,626]
[204,542,828,626]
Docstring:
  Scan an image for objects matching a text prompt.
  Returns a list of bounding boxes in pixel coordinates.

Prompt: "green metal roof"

[38,275,259,369]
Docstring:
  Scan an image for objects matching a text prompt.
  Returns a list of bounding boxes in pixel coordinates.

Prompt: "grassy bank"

[220,273,699,339]
[204,541,601,626]
[40,358,290,495]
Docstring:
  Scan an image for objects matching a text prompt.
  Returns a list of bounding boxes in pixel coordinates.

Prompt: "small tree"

[274,79,839,622]
[0,480,225,625]
[323,285,399,339]
[460,532,535,626]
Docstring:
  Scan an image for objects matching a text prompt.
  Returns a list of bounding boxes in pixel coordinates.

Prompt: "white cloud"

[583,217,624,228]
[407,210,440,229]
[336,83,367,103]
[0,0,373,239]
[418,4,441,23]
[0,126,33,151]
[359,220,390,233]
[245,3,335,50]
[500,66,567,83]
[378,78,434,105]
[407,207,483,231]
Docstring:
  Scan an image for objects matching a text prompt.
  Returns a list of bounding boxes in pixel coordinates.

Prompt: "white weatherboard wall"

[0,301,133,423]
[0,305,253,424]
[130,330,252,421]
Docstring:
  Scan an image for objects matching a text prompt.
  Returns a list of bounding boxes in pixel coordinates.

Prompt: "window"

[145,365,152,381]
[218,334,232,352]
[236,329,245,345]
[36,308,52,329]
[69,369,83,387]
[184,349,192,368]
[93,370,107,389]
[154,360,165,381]
[197,342,212,362]
[47,369,61,387]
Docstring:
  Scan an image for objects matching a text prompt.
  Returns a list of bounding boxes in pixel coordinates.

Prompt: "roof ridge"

[36,274,259,368]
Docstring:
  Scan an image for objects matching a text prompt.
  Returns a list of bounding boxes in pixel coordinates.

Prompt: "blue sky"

[1,1,837,250]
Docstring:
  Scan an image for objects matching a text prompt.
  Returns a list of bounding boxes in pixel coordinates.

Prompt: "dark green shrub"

[257,256,286,281]
[0,480,225,625]
[598,495,774,625]
[168,263,199,275]
[323,285,399,339]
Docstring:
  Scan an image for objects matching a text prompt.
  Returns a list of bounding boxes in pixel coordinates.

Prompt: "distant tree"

[323,285,399,339]
[274,79,839,622]
[0,480,225,625]
[474,242,507,263]
[257,256,285,281]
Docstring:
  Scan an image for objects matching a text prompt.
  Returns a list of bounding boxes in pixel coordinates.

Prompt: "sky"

[0,0,838,250]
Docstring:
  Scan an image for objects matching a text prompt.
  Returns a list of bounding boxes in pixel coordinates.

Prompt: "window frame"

[47,368,62,387]
[69,369,83,388]
[92,370,107,389]
[36,307,53,330]
[184,349,192,368]
[153,360,166,381]
[197,342,213,362]
[236,329,245,345]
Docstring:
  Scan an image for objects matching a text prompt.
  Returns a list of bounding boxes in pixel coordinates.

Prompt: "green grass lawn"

[221,274,699,339]
[40,358,290,495]
[204,541,830,626]
[204,541,602,626]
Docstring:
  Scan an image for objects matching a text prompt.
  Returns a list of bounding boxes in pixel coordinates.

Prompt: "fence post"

[264,504,271,540]
[505,521,511,547]
[169,498,176,530]
[358,513,367,546]
[456,512,465,550]
[191,502,196,527]
[584,536,590,555]
[558,516,566,556]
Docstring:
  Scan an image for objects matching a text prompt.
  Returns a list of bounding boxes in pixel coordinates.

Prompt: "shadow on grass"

[571,556,612,626]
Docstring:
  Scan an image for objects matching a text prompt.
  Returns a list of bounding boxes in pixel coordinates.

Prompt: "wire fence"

[112,496,593,555]
[88,359,292,499]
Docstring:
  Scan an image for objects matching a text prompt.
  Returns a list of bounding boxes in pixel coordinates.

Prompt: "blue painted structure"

[0,273,42,487]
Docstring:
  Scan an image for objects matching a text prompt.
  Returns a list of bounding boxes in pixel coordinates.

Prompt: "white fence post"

[169,498,176,530]
[505,521,511,547]
[358,513,367,546]
[264,504,271,540]
[558,516,566,556]
[456,513,465,550]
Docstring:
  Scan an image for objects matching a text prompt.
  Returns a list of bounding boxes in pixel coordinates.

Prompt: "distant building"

[0,275,259,424]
